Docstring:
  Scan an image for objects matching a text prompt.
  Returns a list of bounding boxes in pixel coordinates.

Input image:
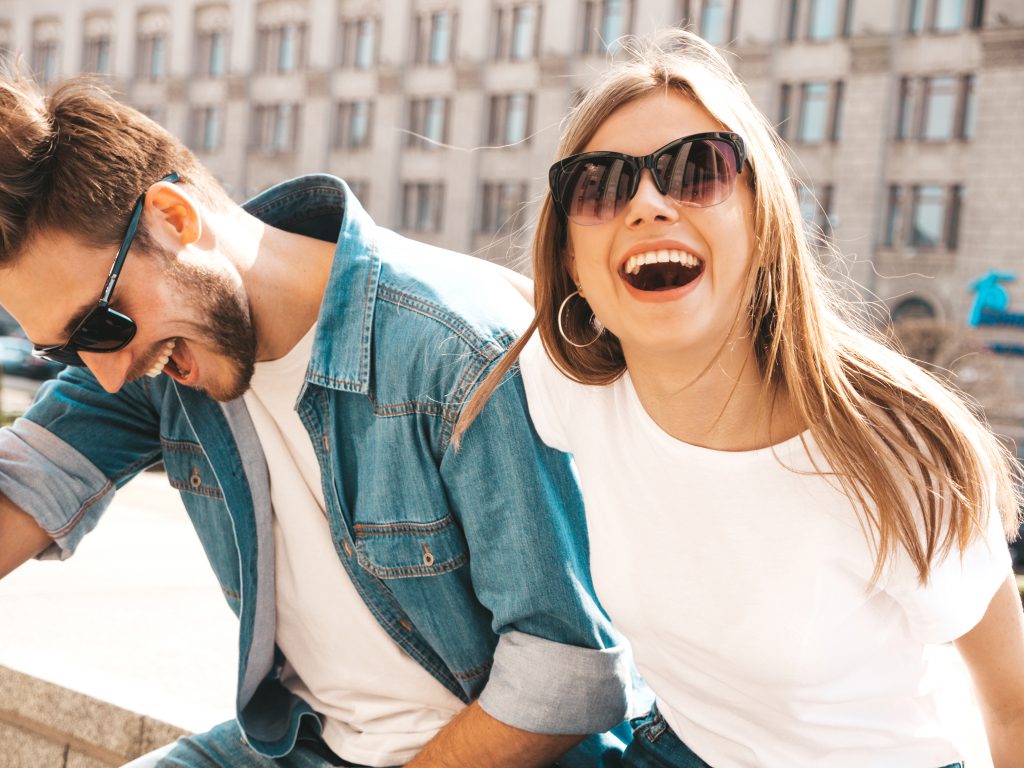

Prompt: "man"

[0,79,631,767]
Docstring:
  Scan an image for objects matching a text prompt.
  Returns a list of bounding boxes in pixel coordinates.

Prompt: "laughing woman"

[457,30,1024,768]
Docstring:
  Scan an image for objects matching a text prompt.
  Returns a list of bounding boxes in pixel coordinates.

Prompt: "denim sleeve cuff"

[477,629,631,734]
[0,417,114,560]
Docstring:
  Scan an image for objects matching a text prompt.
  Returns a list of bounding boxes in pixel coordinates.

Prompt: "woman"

[457,30,1024,768]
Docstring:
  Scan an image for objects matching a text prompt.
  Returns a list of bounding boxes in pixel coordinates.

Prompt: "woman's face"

[565,91,757,365]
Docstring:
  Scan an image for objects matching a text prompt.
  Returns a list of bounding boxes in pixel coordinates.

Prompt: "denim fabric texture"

[0,175,631,763]
[619,707,966,768]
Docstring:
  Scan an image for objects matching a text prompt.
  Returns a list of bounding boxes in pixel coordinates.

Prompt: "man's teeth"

[145,340,177,378]
[624,250,700,276]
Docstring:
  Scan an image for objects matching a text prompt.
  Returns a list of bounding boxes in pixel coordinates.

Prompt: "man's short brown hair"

[0,76,230,265]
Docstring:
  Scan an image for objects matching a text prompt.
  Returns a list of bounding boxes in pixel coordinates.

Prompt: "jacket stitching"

[50,480,113,538]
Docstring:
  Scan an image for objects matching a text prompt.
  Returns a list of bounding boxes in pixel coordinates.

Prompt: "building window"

[414,11,456,65]
[896,74,976,141]
[256,2,307,74]
[890,296,937,322]
[961,75,976,140]
[883,184,903,246]
[136,10,170,81]
[191,105,223,152]
[678,1,739,45]
[82,15,113,75]
[795,81,843,144]
[699,0,727,45]
[251,103,300,153]
[581,0,632,55]
[339,17,377,69]
[32,19,61,84]
[401,183,445,232]
[196,5,230,78]
[334,100,373,149]
[777,83,792,139]
[489,93,534,146]
[494,4,540,60]
[895,77,914,140]
[788,0,852,41]
[478,181,529,234]
[797,182,834,237]
[909,184,962,249]
[921,76,958,141]
[406,97,449,149]
[907,0,983,33]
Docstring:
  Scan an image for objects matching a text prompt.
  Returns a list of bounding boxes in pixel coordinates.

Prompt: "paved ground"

[0,469,236,734]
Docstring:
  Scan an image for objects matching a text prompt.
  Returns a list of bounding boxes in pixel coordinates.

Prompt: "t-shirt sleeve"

[885,495,1012,645]
[518,333,573,452]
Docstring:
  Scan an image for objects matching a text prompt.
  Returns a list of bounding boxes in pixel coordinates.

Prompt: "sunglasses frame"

[33,172,180,366]
[548,131,747,226]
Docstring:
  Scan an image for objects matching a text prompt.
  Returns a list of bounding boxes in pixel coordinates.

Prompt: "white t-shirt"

[520,336,1011,768]
[243,325,465,767]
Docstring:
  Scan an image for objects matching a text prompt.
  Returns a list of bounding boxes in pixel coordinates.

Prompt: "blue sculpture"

[969,271,1024,355]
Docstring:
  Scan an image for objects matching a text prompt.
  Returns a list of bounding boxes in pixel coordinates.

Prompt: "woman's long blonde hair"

[458,29,1021,584]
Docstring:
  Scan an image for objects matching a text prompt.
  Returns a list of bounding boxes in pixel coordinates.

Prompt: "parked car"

[0,336,65,380]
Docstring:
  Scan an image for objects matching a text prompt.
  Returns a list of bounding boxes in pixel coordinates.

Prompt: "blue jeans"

[122,719,397,768]
[124,718,629,768]
[619,707,966,768]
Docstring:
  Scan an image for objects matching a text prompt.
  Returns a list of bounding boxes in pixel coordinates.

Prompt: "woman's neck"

[623,340,805,452]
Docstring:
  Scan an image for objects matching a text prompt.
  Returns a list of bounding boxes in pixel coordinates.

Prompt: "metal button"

[189,467,202,489]
[421,543,435,567]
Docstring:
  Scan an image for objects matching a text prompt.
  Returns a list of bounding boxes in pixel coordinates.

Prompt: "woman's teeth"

[145,340,177,378]
[624,249,700,276]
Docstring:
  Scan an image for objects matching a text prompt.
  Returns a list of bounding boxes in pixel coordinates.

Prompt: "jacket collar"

[242,174,380,394]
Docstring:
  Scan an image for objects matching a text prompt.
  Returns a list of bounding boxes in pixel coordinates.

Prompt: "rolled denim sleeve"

[479,630,632,734]
[0,417,113,559]
[440,366,632,734]
[0,368,162,559]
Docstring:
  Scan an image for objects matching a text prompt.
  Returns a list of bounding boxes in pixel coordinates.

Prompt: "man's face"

[0,228,256,401]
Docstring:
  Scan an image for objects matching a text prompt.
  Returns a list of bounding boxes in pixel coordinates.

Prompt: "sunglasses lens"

[72,309,136,352]
[36,347,85,366]
[559,157,635,226]
[556,136,741,225]
[656,139,738,208]
[35,309,136,367]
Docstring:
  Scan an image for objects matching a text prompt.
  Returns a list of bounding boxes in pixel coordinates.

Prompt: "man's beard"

[131,258,257,401]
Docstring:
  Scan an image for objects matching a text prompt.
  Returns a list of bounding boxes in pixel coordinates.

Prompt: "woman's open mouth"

[620,249,705,291]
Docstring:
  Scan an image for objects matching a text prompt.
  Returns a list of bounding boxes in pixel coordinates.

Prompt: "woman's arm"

[955,572,1024,768]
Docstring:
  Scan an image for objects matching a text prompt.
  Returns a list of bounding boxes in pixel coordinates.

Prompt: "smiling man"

[0,79,632,767]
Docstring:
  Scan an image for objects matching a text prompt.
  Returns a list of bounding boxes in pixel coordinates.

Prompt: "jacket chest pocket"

[162,439,224,500]
[354,515,468,579]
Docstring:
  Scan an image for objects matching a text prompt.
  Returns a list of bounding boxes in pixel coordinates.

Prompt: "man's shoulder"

[373,230,532,358]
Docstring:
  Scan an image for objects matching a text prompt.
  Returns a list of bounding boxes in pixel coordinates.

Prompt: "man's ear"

[145,181,202,247]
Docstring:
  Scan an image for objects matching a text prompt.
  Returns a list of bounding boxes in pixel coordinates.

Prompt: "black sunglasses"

[33,172,180,367]
[549,132,746,226]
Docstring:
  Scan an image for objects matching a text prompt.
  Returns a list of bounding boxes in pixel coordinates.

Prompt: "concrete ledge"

[0,666,187,767]
[0,470,235,766]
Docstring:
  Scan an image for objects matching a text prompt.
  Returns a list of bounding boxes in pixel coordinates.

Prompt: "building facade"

[1,0,1022,440]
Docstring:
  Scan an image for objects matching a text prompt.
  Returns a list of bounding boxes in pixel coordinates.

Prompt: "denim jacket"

[0,176,631,763]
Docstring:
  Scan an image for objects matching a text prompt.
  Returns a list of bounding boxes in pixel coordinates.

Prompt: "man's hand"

[406,701,583,768]
[0,493,52,579]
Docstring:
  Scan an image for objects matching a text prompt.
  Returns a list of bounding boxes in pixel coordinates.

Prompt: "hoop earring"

[557,290,605,349]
